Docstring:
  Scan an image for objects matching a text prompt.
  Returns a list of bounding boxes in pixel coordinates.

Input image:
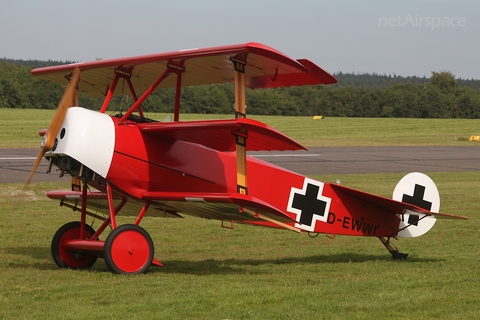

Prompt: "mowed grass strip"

[1,108,480,148]
[1,108,479,318]
[0,172,479,319]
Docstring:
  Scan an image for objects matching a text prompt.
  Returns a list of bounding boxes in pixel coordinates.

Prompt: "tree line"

[1,58,480,118]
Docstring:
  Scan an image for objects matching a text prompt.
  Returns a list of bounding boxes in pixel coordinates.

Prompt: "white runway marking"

[251,154,320,158]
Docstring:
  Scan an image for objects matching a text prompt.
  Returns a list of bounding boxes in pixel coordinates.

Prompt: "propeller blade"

[23,148,46,190]
[24,67,80,190]
[44,67,80,151]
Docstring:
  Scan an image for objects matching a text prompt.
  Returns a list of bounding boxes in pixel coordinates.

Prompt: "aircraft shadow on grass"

[3,246,59,271]
[149,255,444,275]
[3,247,444,274]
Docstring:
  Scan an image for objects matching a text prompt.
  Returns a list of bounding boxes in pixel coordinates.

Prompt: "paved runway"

[1,146,479,183]
[250,146,480,175]
[0,148,70,183]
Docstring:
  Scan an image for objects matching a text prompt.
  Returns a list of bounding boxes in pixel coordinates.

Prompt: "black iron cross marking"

[402,184,432,211]
[292,184,328,226]
[407,214,420,226]
[287,179,331,232]
[402,184,432,227]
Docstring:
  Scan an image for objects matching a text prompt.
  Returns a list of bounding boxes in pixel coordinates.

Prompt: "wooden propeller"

[24,67,80,189]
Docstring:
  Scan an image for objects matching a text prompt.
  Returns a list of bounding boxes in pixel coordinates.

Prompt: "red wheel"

[104,224,154,274]
[51,221,98,269]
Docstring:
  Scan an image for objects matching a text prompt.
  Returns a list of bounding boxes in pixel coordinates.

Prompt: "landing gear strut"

[50,181,159,274]
[378,237,408,260]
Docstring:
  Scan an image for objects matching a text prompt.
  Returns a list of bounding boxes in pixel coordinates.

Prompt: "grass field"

[1,109,479,319]
[1,108,480,148]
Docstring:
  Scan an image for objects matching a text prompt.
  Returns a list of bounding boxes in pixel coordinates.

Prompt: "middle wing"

[137,118,306,151]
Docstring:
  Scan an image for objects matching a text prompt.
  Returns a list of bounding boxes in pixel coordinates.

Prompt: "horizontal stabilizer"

[331,182,466,238]
[138,118,306,151]
[330,183,467,220]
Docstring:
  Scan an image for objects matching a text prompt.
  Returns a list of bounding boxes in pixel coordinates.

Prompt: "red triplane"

[26,43,466,274]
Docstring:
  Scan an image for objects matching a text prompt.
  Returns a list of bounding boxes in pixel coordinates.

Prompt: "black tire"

[104,224,154,274]
[51,221,98,269]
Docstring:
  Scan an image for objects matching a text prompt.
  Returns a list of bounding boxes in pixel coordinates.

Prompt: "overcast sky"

[1,0,479,79]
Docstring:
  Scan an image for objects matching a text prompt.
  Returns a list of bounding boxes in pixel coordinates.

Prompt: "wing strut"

[233,59,246,119]
[100,72,120,113]
[118,68,173,124]
[233,59,248,195]
[172,64,185,121]
[100,67,143,115]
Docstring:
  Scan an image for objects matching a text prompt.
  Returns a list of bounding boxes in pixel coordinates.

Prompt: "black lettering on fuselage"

[327,212,336,224]
[332,214,380,236]
[351,217,364,231]
[342,216,350,229]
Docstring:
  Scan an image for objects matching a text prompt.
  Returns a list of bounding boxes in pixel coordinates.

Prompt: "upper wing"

[137,117,306,151]
[31,42,337,98]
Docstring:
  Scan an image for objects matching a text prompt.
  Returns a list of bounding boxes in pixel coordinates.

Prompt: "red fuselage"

[106,116,399,238]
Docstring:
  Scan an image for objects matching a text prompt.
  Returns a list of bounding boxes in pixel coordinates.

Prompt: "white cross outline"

[287,178,331,232]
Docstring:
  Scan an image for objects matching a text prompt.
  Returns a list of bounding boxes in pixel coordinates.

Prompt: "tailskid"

[378,236,409,260]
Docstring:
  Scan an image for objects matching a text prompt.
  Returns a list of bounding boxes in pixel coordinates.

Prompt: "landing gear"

[104,224,154,274]
[51,221,98,269]
[50,182,158,274]
[378,237,408,260]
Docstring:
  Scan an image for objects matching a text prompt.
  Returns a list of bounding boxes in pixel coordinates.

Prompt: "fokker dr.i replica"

[26,43,465,274]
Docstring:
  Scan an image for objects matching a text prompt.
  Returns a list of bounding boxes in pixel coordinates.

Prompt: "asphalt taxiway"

[1,146,478,183]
